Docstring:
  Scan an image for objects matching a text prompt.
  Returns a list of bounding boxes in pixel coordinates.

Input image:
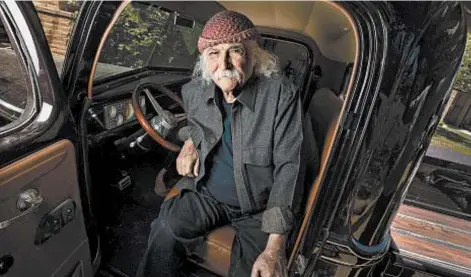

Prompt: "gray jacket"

[178,75,305,234]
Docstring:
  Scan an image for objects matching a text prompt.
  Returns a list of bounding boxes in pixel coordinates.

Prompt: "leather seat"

[165,88,343,277]
[287,88,343,267]
[165,187,236,277]
[308,88,343,152]
[190,226,235,276]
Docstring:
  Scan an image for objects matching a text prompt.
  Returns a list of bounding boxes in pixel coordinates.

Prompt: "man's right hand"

[176,139,200,178]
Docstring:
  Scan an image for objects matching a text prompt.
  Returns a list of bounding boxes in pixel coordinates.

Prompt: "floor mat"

[129,163,164,211]
[100,162,165,277]
[102,201,159,277]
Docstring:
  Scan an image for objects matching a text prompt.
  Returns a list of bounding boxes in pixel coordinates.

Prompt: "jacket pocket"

[242,148,273,210]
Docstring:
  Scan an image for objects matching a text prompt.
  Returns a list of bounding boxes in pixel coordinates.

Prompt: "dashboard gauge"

[125,103,134,120]
[109,105,117,118]
[102,98,144,130]
[116,114,124,126]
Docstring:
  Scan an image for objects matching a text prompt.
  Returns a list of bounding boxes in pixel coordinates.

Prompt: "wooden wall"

[444,90,471,130]
[33,1,75,57]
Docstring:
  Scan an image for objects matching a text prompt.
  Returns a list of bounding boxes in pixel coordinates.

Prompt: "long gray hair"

[192,40,280,86]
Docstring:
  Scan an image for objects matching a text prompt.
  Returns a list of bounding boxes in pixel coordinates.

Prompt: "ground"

[406,123,471,220]
[430,123,471,158]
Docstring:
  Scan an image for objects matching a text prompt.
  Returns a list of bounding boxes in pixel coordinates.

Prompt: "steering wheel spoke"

[132,84,186,152]
[144,88,165,115]
[174,113,187,123]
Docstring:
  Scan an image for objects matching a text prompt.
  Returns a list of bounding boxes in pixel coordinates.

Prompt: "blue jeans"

[136,188,269,277]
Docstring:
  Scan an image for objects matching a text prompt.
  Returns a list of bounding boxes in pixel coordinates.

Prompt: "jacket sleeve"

[181,82,203,146]
[261,81,305,234]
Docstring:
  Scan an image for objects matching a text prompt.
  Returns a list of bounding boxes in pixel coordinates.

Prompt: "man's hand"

[251,234,288,277]
[176,139,199,178]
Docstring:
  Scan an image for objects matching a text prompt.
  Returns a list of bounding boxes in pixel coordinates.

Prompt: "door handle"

[0,189,43,230]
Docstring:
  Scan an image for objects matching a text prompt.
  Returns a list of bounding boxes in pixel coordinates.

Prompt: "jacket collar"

[203,76,258,111]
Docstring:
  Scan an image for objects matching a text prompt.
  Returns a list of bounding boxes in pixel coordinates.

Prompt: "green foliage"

[100,4,167,68]
[454,33,471,93]
[99,2,202,70]
[62,0,82,13]
[60,0,82,21]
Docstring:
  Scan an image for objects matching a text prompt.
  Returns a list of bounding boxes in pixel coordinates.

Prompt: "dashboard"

[100,97,146,130]
[86,79,187,150]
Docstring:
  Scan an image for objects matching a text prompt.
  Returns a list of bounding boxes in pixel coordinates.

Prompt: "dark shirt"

[179,75,311,234]
[205,100,239,207]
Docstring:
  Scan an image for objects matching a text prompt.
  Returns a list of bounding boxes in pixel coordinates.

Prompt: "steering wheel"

[132,84,186,152]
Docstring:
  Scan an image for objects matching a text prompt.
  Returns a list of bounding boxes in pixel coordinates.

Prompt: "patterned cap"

[198,10,260,53]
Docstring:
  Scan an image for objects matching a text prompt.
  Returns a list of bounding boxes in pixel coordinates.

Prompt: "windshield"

[96,2,203,80]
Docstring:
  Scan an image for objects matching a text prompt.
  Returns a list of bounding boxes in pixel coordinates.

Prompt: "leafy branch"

[454,33,471,93]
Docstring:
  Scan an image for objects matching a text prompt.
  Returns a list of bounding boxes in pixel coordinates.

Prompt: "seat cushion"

[308,88,343,151]
[190,225,235,277]
[165,186,235,277]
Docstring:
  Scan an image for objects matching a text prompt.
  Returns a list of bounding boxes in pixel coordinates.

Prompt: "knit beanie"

[198,10,260,53]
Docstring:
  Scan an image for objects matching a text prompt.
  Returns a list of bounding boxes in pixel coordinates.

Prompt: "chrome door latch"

[0,189,43,230]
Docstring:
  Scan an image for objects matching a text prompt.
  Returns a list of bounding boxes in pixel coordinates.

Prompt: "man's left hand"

[251,248,288,277]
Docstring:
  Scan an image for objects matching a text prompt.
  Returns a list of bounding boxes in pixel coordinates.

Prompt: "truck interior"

[83,2,358,277]
[2,1,470,277]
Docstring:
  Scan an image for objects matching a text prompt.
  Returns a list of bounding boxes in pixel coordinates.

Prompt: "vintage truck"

[0,1,469,277]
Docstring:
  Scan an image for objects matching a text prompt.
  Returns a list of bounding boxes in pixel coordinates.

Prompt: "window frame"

[0,6,38,137]
[260,36,311,90]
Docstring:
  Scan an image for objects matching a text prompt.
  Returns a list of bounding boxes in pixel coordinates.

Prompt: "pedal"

[112,170,133,192]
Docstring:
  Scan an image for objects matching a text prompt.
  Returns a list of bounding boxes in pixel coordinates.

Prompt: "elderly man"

[137,10,307,277]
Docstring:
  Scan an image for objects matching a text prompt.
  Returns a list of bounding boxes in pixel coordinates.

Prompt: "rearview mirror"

[174,13,195,29]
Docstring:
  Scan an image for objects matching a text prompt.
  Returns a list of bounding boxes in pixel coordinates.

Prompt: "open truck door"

[0,2,93,276]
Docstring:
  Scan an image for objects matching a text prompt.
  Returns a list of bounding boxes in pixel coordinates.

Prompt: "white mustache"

[214,69,242,80]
